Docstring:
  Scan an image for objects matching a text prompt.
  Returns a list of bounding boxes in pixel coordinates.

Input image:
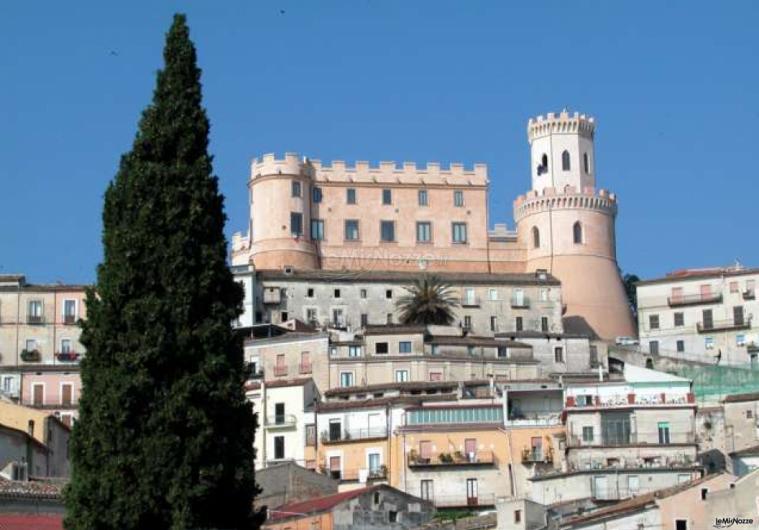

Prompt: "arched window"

[532,226,540,248]
[583,153,590,174]
[562,150,570,171]
[573,222,582,244]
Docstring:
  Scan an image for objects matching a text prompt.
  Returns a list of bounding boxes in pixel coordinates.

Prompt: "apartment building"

[529,365,700,505]
[0,275,87,367]
[636,266,759,365]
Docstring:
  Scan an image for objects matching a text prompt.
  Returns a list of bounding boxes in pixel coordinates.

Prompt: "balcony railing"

[265,414,297,428]
[26,315,44,325]
[408,450,496,468]
[566,431,696,448]
[321,427,388,444]
[63,314,77,325]
[566,392,695,409]
[430,493,496,508]
[56,352,80,362]
[299,361,312,374]
[667,293,722,307]
[510,296,530,309]
[505,415,561,427]
[697,317,752,333]
[273,365,288,377]
[521,447,553,464]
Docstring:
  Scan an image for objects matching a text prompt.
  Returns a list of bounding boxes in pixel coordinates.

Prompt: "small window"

[346,188,357,204]
[562,150,570,171]
[311,186,322,203]
[382,189,392,205]
[290,212,303,236]
[677,340,685,352]
[737,334,747,346]
[376,342,389,354]
[340,372,354,387]
[488,289,498,301]
[675,519,687,530]
[452,222,468,244]
[573,222,582,244]
[280,311,288,321]
[416,222,432,243]
[345,220,360,241]
[307,288,314,298]
[554,346,564,363]
[388,511,398,523]
[334,289,341,298]
[274,436,285,459]
[386,313,393,324]
[674,312,684,326]
[538,153,548,175]
[399,341,412,353]
[349,345,361,358]
[395,370,409,383]
[360,314,368,327]
[386,289,393,299]
[514,510,521,523]
[532,226,540,248]
[582,426,594,442]
[658,422,671,444]
[541,317,549,332]
[705,337,714,350]
[747,409,753,419]
[490,316,497,332]
[374,491,380,505]
[380,221,395,242]
[701,488,708,500]
[730,281,739,293]
[649,314,660,330]
[360,289,368,299]
[515,317,523,331]
[291,181,301,197]
[418,190,428,206]
[650,340,659,355]
[583,152,590,174]
[310,219,324,241]
[463,315,472,329]
[454,190,464,207]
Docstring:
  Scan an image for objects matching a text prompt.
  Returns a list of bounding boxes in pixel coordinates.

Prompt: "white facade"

[636,267,759,365]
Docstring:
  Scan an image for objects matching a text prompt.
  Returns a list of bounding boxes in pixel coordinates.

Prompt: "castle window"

[346,188,357,204]
[583,153,590,174]
[312,186,322,203]
[573,222,583,244]
[382,189,392,205]
[291,181,302,198]
[380,221,395,242]
[290,212,303,236]
[416,222,432,243]
[345,220,360,241]
[562,150,571,171]
[537,154,548,176]
[452,223,468,244]
[418,189,428,206]
[454,190,464,207]
[310,219,324,241]
[532,226,540,248]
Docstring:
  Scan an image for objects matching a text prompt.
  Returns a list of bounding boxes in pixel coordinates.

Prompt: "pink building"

[19,368,80,427]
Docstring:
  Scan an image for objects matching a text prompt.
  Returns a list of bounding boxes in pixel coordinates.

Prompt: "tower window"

[537,154,548,176]
[532,226,540,248]
[573,222,582,244]
[583,153,590,174]
[291,181,302,197]
[562,150,570,171]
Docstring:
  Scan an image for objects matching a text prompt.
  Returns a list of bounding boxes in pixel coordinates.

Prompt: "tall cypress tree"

[65,14,263,530]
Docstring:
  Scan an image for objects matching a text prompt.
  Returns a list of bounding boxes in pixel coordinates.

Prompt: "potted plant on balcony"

[57,351,79,362]
[453,450,465,463]
[408,449,419,464]
[439,452,453,463]
[20,349,40,363]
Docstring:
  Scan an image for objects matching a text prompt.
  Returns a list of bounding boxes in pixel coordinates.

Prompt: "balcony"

[56,352,80,362]
[273,365,288,377]
[667,293,722,307]
[265,414,297,428]
[521,447,553,464]
[408,450,497,468]
[510,296,530,309]
[323,466,388,483]
[743,289,756,301]
[26,315,44,325]
[459,296,481,308]
[321,427,388,444]
[299,361,312,374]
[20,349,40,363]
[505,414,561,427]
[63,314,77,325]
[566,430,697,448]
[431,493,496,508]
[697,317,752,333]
[565,392,695,409]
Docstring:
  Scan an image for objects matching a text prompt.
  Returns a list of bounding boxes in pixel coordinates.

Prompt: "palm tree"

[396,275,459,325]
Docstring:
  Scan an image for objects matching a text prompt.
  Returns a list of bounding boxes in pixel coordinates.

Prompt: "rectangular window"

[628,475,640,493]
[554,346,564,363]
[702,308,713,329]
[490,316,497,332]
[395,370,409,382]
[376,342,389,354]
[312,186,322,203]
[27,300,43,323]
[334,289,341,298]
[63,299,77,324]
[420,480,433,501]
[332,308,344,326]
[730,281,739,293]
[346,188,357,204]
[306,287,315,298]
[360,313,368,327]
[385,289,392,299]
[348,345,361,357]
[514,510,521,524]
[452,222,468,243]
[61,383,73,406]
[429,372,442,381]
[310,219,324,240]
[541,317,549,332]
[497,346,508,358]
[454,190,464,207]
[649,314,659,330]
[466,478,478,504]
[399,341,412,353]
[515,317,523,332]
[380,221,395,242]
[582,426,594,442]
[677,340,685,352]
[416,222,432,243]
[274,403,285,424]
[382,189,392,205]
[386,313,393,324]
[418,189,428,206]
[32,383,44,405]
[360,289,368,298]
[306,308,317,323]
[291,181,301,197]
[306,424,316,446]
[649,340,659,355]
[345,220,360,241]
[60,339,72,353]
[340,372,354,387]
[737,334,747,346]
[290,212,303,236]
[272,436,286,460]
[674,312,684,326]
[705,337,715,350]
[658,422,671,444]
[675,519,688,530]
[488,289,498,301]
[734,305,745,326]
[463,316,472,329]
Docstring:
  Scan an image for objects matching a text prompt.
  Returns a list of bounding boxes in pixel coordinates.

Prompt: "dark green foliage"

[396,275,459,326]
[623,273,640,315]
[64,14,263,530]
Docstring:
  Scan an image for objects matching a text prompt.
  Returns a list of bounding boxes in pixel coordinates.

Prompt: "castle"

[231,110,635,340]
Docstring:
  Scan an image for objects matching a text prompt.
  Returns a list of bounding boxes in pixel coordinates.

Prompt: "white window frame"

[395,370,409,383]
[62,299,78,321]
[339,371,354,387]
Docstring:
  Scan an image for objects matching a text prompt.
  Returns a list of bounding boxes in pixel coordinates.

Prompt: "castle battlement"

[527,110,595,142]
[251,153,488,186]
[513,186,617,222]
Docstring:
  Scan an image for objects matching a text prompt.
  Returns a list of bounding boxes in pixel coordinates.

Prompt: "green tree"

[65,14,263,530]
[396,275,459,325]
[623,273,641,316]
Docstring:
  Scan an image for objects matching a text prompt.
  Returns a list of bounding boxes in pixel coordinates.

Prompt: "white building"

[636,266,759,365]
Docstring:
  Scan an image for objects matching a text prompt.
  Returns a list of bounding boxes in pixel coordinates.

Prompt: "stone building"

[636,265,759,365]
[231,111,635,340]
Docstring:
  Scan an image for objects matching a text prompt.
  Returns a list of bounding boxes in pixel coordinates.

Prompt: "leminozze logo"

[714,517,754,528]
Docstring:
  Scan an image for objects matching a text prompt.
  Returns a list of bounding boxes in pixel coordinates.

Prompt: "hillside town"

[1,110,758,529]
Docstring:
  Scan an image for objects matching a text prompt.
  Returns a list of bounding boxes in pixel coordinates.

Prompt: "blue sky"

[1,1,757,284]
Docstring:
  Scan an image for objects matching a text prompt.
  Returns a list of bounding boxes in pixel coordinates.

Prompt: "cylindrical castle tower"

[514,111,635,340]
[248,153,319,270]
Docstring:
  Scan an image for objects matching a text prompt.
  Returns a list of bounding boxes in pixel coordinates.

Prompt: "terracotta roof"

[427,335,531,348]
[257,269,560,286]
[324,380,459,397]
[0,479,64,499]
[316,394,456,412]
[722,392,759,403]
[265,377,314,389]
[636,266,759,286]
[0,515,62,529]
[268,486,375,521]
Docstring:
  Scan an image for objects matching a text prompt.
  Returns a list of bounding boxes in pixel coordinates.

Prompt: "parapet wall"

[513,186,617,222]
[250,153,488,187]
[527,110,595,142]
